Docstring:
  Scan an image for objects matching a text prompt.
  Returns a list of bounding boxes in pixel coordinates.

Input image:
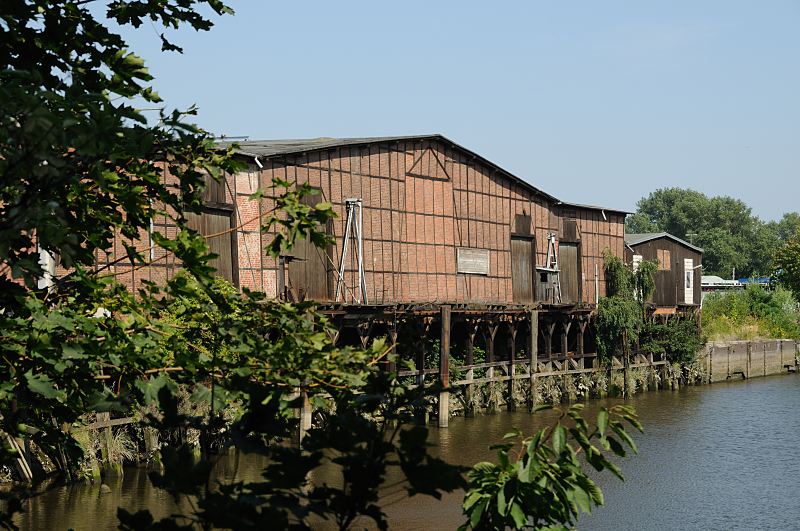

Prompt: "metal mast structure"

[335,198,367,304]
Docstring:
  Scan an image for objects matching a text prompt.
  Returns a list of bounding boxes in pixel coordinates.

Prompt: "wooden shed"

[624,232,703,308]
[193,135,628,308]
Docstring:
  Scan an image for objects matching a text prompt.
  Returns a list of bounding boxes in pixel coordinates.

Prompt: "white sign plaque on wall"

[457,248,490,275]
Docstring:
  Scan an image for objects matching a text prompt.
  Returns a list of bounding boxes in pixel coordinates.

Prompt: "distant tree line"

[626,187,800,279]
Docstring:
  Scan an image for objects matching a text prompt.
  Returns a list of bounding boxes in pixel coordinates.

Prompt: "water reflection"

[16,375,800,530]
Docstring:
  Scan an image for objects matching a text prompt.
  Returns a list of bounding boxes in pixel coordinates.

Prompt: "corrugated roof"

[557,201,631,215]
[625,232,703,253]
[216,135,430,158]
[219,134,566,202]
[218,134,630,215]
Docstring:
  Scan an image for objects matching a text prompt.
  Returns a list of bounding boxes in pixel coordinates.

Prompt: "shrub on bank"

[702,285,800,340]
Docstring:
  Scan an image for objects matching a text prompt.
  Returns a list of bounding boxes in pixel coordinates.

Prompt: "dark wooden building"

[624,232,703,308]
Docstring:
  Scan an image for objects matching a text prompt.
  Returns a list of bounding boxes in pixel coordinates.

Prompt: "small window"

[540,272,548,283]
[657,249,671,271]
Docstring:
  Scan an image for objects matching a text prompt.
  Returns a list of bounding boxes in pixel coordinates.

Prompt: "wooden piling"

[464,322,477,417]
[529,310,539,410]
[507,320,517,412]
[622,330,630,399]
[438,305,451,428]
[298,390,312,442]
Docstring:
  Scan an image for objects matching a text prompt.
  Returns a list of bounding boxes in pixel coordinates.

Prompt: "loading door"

[511,236,535,304]
[287,190,333,301]
[187,207,237,286]
[559,242,580,304]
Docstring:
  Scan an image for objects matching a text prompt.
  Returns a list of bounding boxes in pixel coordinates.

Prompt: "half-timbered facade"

[193,135,628,308]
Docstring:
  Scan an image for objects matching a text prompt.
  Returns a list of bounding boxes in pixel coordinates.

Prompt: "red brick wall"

[94,141,626,305]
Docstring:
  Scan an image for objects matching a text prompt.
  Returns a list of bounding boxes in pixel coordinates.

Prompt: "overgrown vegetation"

[702,285,800,341]
[595,252,653,359]
[639,320,707,364]
[596,251,705,364]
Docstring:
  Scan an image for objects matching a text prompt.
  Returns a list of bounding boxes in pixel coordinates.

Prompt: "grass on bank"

[702,285,800,341]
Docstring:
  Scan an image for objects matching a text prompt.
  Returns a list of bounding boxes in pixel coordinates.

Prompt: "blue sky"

[120,1,799,220]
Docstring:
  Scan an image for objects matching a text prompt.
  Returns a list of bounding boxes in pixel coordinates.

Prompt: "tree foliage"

[626,187,797,278]
[461,404,642,530]
[773,230,800,302]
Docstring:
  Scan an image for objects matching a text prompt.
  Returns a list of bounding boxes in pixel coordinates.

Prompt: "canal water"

[15,374,800,530]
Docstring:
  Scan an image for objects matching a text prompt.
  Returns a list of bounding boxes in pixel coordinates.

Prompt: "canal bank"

[13,373,800,530]
[435,338,799,423]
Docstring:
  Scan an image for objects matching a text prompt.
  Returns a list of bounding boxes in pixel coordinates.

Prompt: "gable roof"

[218,134,630,214]
[624,232,704,254]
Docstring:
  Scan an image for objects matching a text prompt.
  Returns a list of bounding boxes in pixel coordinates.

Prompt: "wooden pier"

[320,302,670,427]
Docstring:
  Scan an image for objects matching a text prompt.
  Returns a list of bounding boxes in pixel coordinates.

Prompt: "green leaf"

[573,485,592,514]
[510,501,526,528]
[24,371,65,402]
[497,484,507,515]
[597,409,609,436]
[551,425,566,455]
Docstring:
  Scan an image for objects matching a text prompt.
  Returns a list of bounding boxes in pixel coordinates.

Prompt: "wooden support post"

[438,305,451,428]
[483,322,499,412]
[622,329,630,399]
[465,322,477,418]
[7,435,33,482]
[415,321,427,388]
[544,322,555,359]
[143,427,160,467]
[485,323,498,381]
[561,319,571,401]
[507,320,517,412]
[763,342,767,376]
[298,390,312,443]
[529,310,539,411]
[357,319,373,349]
[577,319,586,356]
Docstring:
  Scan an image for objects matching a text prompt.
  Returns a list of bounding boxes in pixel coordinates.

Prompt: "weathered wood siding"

[96,139,626,306]
[252,139,623,304]
[626,238,702,306]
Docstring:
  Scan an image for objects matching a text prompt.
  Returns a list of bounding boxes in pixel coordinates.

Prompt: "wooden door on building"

[187,206,237,286]
[511,236,535,304]
[683,258,694,305]
[559,242,580,304]
[287,190,333,301]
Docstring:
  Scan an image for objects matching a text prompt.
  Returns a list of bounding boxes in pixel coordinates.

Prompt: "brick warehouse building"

[92,133,631,370]
[84,134,640,422]
[101,135,627,306]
